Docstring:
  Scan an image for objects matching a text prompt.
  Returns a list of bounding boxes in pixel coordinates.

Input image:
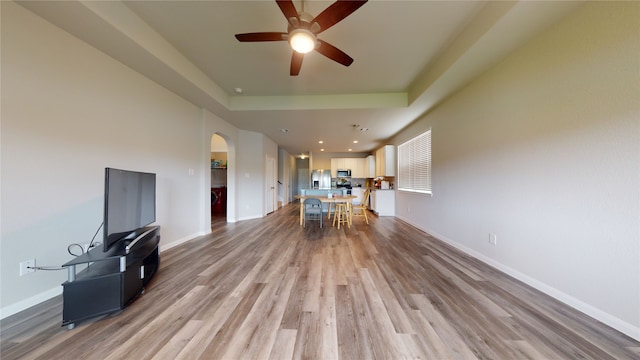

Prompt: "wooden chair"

[303,198,323,228]
[351,189,370,224]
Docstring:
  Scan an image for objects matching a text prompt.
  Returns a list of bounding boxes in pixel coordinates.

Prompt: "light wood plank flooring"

[2,203,639,359]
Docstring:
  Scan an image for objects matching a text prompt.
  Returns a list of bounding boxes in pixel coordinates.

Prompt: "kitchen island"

[299,189,347,197]
[369,189,395,216]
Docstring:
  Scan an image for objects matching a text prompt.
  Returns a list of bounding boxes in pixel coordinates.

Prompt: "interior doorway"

[297,157,310,196]
[211,134,228,221]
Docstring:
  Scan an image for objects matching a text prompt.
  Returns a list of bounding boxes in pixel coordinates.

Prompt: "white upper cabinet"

[364,155,375,178]
[351,158,365,178]
[375,145,396,177]
[331,157,366,178]
[330,158,345,177]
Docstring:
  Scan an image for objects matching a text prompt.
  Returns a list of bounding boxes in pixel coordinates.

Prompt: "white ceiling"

[18,0,584,156]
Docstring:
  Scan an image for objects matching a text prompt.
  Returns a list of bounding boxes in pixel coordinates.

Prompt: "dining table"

[295,194,357,227]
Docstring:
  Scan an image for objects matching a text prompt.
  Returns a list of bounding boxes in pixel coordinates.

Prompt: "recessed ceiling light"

[318,140,324,144]
[234,87,243,94]
[353,140,358,144]
[348,148,353,152]
[320,149,325,151]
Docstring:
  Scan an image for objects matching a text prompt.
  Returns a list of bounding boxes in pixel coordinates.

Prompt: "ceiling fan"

[235,0,367,76]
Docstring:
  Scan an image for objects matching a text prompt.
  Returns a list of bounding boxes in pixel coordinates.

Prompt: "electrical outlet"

[20,259,36,276]
[489,233,497,245]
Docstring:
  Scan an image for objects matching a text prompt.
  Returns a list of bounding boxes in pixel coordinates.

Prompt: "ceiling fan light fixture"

[289,29,316,54]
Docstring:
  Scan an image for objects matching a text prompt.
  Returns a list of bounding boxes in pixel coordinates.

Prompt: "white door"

[266,156,276,214]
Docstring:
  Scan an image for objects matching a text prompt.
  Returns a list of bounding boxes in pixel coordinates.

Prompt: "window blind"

[398,129,431,194]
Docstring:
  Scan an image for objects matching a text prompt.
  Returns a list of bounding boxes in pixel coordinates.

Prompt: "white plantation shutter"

[398,129,432,194]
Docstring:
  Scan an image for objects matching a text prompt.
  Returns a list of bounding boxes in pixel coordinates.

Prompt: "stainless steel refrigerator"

[311,169,331,189]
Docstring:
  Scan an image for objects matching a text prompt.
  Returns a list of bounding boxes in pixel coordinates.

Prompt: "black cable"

[66,222,104,257]
[87,222,103,251]
[30,265,64,271]
[34,223,107,274]
[67,243,84,257]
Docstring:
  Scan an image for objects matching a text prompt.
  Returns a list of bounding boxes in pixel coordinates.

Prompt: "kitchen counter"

[369,189,395,216]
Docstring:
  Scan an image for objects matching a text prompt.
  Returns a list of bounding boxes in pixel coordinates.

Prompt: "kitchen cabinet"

[369,190,376,212]
[375,145,396,177]
[211,168,227,187]
[370,189,395,216]
[331,158,366,178]
[331,158,345,177]
[364,155,375,178]
[351,158,365,178]
[351,187,365,205]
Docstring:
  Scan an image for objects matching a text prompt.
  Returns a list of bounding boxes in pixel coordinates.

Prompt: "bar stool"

[332,201,350,229]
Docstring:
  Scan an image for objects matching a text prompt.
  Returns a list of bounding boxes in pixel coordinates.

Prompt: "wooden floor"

[1,204,639,360]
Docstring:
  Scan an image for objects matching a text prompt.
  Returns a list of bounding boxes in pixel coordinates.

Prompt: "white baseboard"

[159,231,209,252]
[0,287,62,320]
[395,214,640,342]
[237,215,262,222]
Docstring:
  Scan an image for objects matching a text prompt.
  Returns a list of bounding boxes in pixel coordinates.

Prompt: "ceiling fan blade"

[290,52,304,76]
[235,32,287,42]
[276,0,300,27]
[311,0,367,34]
[315,40,353,67]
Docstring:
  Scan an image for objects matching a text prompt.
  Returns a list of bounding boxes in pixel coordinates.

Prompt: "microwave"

[336,169,351,177]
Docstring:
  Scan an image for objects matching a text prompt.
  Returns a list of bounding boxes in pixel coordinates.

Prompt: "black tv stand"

[61,226,160,329]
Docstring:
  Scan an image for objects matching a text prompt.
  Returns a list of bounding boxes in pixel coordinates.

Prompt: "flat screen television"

[103,168,156,252]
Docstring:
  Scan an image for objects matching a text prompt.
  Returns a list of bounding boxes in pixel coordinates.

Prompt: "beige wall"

[392,1,639,339]
[0,2,244,316]
[1,0,201,308]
